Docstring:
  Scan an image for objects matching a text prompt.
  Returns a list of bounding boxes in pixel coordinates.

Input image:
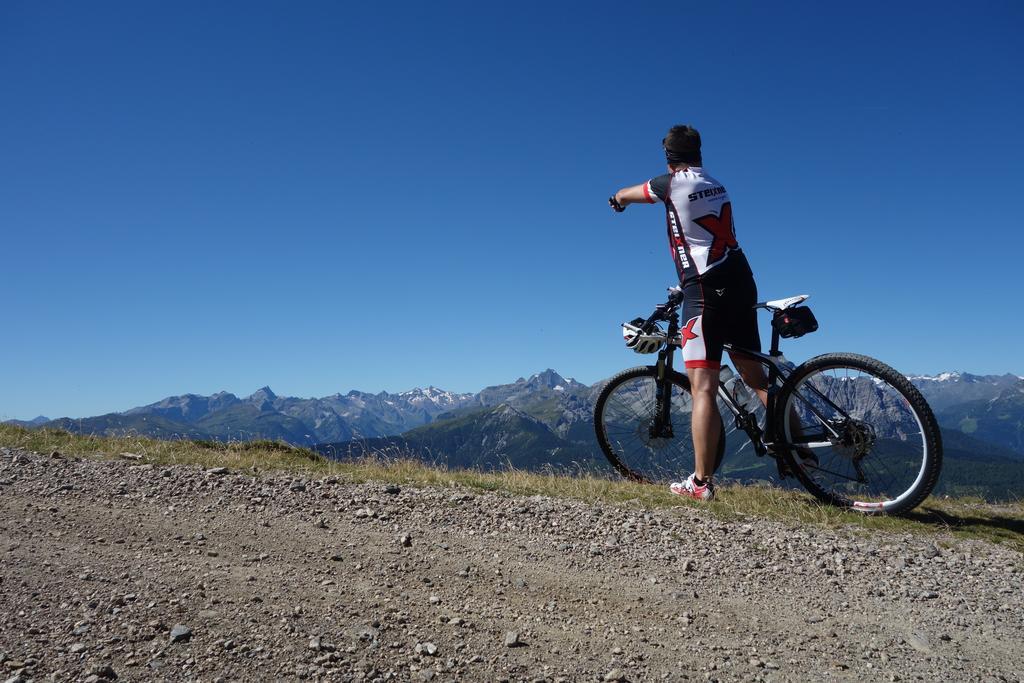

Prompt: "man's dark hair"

[663,125,702,166]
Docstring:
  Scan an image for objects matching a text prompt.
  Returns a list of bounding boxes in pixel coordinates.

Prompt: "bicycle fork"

[650,348,676,439]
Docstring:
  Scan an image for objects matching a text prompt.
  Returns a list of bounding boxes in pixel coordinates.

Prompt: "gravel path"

[1,447,1022,682]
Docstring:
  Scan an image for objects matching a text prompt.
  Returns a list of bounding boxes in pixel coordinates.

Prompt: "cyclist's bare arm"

[610,183,655,211]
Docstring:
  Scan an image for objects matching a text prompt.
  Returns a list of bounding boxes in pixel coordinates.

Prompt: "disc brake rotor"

[827,418,877,460]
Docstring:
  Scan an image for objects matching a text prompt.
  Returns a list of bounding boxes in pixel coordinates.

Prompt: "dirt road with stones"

[1,446,1022,682]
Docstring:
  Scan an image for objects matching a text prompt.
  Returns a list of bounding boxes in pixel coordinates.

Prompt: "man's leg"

[686,366,721,481]
[670,290,720,500]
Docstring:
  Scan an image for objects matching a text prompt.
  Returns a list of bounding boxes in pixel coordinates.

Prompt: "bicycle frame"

[645,295,843,464]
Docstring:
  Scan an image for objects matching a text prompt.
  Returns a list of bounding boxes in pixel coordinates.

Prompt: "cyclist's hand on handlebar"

[608,196,625,212]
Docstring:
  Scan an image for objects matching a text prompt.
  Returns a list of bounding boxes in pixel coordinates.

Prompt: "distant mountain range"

[9,369,1024,500]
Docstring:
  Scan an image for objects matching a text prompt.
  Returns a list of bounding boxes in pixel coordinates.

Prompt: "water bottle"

[720,366,757,413]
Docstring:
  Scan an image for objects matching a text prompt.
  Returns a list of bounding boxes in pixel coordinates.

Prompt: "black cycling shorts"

[679,252,761,370]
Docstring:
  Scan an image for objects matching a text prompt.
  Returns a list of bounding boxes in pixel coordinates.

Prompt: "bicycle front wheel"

[594,366,725,484]
[775,353,942,515]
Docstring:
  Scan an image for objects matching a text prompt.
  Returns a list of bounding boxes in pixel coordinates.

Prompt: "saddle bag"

[772,306,818,339]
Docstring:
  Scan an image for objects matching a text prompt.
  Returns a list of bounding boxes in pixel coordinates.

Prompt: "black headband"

[664,147,698,165]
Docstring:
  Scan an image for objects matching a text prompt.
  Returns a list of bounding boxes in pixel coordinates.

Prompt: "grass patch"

[3,423,1022,551]
[1,424,327,473]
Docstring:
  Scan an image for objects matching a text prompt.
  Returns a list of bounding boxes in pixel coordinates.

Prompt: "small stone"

[384,485,401,495]
[169,624,192,643]
[415,642,438,656]
[920,591,939,600]
[400,534,412,547]
[683,559,696,572]
[503,631,522,647]
[355,508,374,518]
[289,481,306,492]
[429,595,441,605]
[85,664,117,680]
[604,669,625,682]
[207,467,228,475]
[906,631,932,655]
[308,637,322,651]
[69,643,87,654]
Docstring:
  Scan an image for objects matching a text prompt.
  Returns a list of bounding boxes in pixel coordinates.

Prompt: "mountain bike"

[593,287,942,515]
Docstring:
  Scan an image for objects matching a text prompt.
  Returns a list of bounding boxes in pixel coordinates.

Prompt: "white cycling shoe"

[669,473,715,501]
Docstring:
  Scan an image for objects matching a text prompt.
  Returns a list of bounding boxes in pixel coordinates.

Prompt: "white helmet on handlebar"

[622,321,665,354]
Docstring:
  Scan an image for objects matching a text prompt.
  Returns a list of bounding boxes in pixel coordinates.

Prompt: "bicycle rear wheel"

[594,366,725,484]
[774,353,942,515]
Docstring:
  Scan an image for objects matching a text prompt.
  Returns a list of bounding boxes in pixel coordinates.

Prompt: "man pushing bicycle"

[609,125,769,501]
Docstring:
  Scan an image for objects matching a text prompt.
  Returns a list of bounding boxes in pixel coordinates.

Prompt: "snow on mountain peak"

[907,372,961,382]
[395,385,471,408]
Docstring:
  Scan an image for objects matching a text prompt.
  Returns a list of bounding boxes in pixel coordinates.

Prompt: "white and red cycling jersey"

[643,167,740,283]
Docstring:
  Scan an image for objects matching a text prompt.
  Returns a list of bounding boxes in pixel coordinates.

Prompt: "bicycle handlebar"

[639,286,685,331]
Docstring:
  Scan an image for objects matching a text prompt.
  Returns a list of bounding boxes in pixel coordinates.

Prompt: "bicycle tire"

[774,353,942,515]
[594,366,725,484]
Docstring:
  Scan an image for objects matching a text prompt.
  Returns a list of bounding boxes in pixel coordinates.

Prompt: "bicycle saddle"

[757,294,810,311]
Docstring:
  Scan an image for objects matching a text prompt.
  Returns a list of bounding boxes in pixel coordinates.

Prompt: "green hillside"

[938,393,1024,455]
[319,404,602,472]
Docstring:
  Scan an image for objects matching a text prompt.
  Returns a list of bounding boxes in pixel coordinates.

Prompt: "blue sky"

[2,1,1022,419]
